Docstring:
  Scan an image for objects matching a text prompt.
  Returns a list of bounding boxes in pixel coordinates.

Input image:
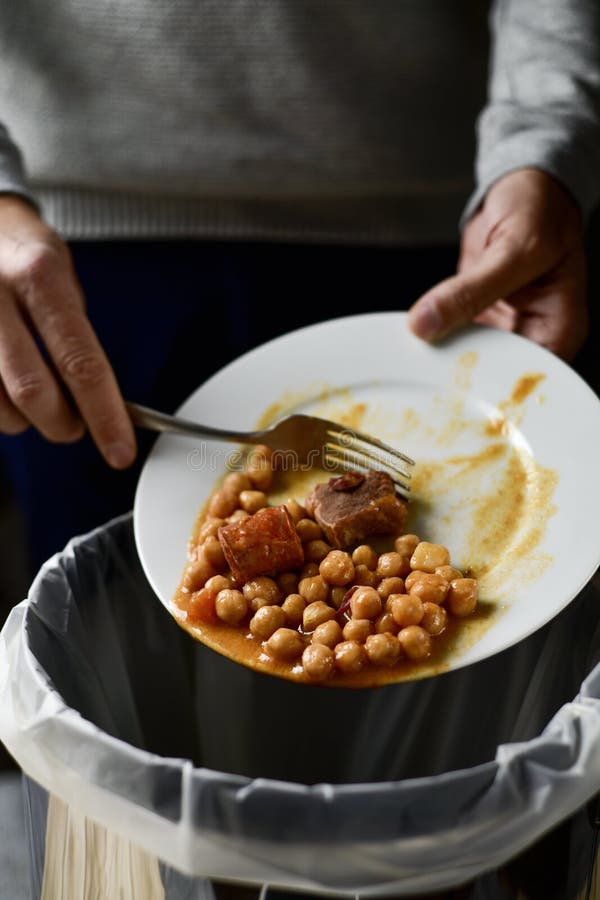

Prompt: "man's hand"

[0,194,136,466]
[408,168,589,361]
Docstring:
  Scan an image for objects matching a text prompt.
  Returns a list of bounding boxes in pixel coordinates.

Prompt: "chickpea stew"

[174,447,479,687]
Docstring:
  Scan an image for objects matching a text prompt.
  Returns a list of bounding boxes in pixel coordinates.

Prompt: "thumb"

[407,235,548,342]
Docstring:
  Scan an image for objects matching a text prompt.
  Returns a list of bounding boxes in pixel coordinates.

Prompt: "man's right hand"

[0,194,136,467]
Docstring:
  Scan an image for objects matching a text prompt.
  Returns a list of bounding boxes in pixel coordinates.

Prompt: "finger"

[408,235,552,342]
[519,308,585,361]
[15,250,137,468]
[30,303,137,468]
[0,289,85,441]
[502,264,587,361]
[474,300,520,333]
[0,378,29,435]
[458,209,489,272]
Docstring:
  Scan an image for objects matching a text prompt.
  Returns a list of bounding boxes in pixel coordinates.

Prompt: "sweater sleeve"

[461,0,600,226]
[0,121,38,205]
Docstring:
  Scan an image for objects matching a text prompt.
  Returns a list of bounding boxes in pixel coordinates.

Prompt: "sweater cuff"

[460,106,600,230]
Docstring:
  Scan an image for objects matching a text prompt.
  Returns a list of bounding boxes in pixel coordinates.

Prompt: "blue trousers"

[0,239,458,572]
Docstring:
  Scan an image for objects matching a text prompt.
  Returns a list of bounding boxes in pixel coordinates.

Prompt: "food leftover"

[174,445,478,686]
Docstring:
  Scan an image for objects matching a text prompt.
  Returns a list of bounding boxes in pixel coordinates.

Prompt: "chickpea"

[187,587,218,624]
[215,589,248,625]
[329,585,347,609]
[436,565,463,581]
[376,552,410,580]
[365,633,402,666]
[175,588,190,608]
[374,612,399,635]
[378,576,405,600]
[239,490,268,514]
[304,539,332,564]
[446,578,478,617]
[251,595,272,612]
[312,619,343,648]
[197,517,226,541]
[222,472,252,494]
[302,644,334,682]
[281,593,306,626]
[334,640,367,674]
[301,562,320,579]
[353,564,379,588]
[265,627,305,661]
[421,602,447,635]
[343,618,374,643]
[202,535,227,571]
[398,625,432,660]
[208,489,238,519]
[204,574,233,594]
[243,577,282,606]
[285,498,307,524]
[249,443,273,465]
[296,518,323,542]
[384,594,396,613]
[277,572,299,596]
[246,448,274,491]
[408,573,449,605]
[228,509,250,522]
[298,575,329,604]
[319,550,355,586]
[182,556,216,592]
[394,534,420,557]
[404,570,428,591]
[246,463,273,491]
[390,593,424,628]
[410,541,450,573]
[350,586,382,620]
[303,600,336,632]
[249,605,287,639]
[187,540,202,562]
[351,544,378,570]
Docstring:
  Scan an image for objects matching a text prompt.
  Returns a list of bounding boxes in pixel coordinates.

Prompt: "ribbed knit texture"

[33,187,472,244]
[1,1,600,240]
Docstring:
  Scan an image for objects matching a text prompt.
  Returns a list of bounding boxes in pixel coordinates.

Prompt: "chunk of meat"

[305,470,407,549]
[218,505,304,582]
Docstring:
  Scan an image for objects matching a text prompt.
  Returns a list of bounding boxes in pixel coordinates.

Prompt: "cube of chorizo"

[218,505,304,583]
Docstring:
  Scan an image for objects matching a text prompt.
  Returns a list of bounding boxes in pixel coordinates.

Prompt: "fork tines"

[323,426,414,501]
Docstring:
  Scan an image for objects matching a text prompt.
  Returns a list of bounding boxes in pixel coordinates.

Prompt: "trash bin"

[1,513,600,899]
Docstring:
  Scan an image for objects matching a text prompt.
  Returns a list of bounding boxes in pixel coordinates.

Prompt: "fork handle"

[126,401,261,444]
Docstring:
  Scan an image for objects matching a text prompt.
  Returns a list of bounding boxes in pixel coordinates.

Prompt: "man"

[0,1,598,565]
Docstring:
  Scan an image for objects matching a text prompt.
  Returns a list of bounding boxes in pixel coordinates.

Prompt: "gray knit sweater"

[1,0,600,242]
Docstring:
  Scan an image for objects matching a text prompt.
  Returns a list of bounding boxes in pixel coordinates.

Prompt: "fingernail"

[106,441,135,469]
[409,299,443,341]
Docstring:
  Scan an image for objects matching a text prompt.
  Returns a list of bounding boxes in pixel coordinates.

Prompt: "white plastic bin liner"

[1,514,600,897]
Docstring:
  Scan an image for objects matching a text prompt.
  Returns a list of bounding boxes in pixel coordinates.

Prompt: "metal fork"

[127,401,414,499]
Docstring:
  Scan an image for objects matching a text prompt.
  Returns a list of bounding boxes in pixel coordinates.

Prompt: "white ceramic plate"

[133,312,600,677]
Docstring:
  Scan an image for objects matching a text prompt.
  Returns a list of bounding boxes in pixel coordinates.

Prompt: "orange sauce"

[172,363,559,688]
[171,588,495,688]
[173,457,483,688]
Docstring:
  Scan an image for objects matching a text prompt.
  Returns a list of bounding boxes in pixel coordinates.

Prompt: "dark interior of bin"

[24,517,598,785]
